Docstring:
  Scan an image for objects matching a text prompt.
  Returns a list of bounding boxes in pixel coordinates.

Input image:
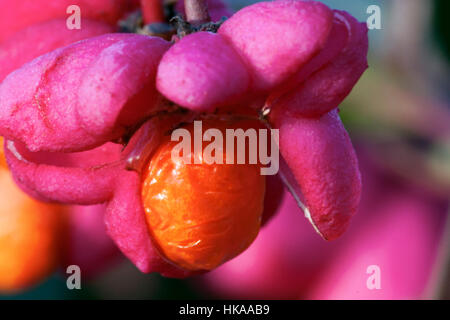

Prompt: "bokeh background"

[1,0,449,299]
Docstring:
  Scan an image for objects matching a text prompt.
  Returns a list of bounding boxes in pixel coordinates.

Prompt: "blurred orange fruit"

[142,119,266,271]
[0,137,6,168]
[0,168,66,293]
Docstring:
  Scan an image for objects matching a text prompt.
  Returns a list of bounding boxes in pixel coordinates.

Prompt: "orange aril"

[0,137,6,168]
[141,119,266,271]
[0,168,66,292]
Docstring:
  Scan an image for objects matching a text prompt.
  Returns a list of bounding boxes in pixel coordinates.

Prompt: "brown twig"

[184,0,210,24]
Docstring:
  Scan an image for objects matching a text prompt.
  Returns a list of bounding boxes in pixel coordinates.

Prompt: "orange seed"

[141,119,266,271]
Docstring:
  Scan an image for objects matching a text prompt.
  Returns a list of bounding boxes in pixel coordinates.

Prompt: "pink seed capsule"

[271,109,362,240]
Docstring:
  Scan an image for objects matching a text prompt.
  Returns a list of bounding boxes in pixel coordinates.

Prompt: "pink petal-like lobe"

[219,0,333,91]
[77,35,170,141]
[0,19,113,81]
[272,10,369,117]
[157,32,249,111]
[4,140,123,205]
[0,34,169,152]
[272,109,362,240]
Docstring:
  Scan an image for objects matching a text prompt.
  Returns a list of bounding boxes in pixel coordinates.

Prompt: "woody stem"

[184,0,211,25]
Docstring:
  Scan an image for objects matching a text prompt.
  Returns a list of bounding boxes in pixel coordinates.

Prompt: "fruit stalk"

[185,0,210,24]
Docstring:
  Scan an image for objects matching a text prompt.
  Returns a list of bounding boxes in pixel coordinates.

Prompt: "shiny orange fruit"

[0,137,7,168]
[0,168,66,292]
[141,119,266,271]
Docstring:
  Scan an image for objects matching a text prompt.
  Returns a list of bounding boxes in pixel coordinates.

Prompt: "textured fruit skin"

[269,10,369,118]
[0,34,170,153]
[142,120,266,271]
[272,109,361,240]
[0,169,66,292]
[0,0,369,276]
[218,0,333,91]
[0,19,114,82]
[4,140,124,205]
[157,32,250,111]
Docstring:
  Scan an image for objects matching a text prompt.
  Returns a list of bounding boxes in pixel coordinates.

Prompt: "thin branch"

[184,0,210,24]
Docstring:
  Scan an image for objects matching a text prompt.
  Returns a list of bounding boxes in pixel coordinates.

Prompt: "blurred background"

[0,0,449,299]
